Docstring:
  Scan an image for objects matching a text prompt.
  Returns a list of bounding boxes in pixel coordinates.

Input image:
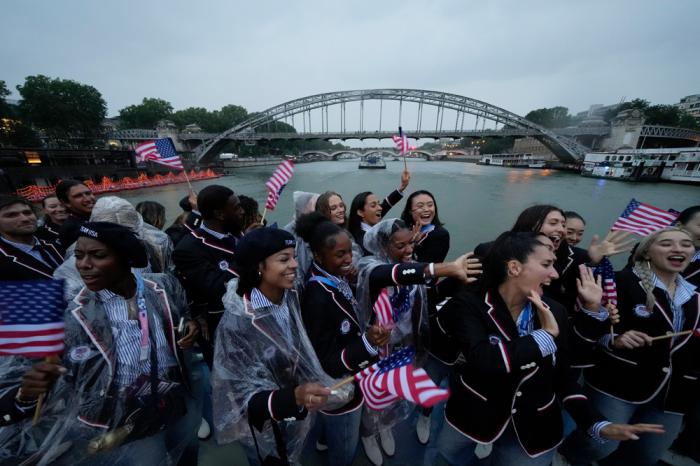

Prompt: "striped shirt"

[515,303,557,357]
[633,268,696,334]
[98,289,177,386]
[250,288,293,343]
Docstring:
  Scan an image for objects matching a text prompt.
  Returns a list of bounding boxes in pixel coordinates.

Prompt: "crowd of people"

[0,170,698,466]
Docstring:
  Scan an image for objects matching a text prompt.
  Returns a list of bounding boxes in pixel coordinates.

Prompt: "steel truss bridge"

[195,89,591,163]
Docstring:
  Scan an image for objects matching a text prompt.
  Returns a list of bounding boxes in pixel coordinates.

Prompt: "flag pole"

[261,207,268,224]
[399,126,408,170]
[329,374,355,391]
[650,329,693,342]
[32,354,60,425]
[181,167,193,193]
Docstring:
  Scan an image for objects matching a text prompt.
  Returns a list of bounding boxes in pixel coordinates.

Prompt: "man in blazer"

[0,195,63,281]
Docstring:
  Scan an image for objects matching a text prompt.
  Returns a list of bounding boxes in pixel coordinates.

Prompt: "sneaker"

[474,442,492,459]
[379,429,395,457]
[416,414,431,445]
[197,418,211,440]
[361,435,384,466]
[315,441,328,452]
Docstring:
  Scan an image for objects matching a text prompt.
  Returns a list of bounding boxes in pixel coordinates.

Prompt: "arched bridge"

[195,89,590,163]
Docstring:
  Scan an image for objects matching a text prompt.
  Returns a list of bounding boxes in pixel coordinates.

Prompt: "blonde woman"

[563,227,698,466]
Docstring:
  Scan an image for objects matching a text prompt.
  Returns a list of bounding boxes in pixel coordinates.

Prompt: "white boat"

[477,153,548,168]
[581,148,700,184]
[358,155,386,169]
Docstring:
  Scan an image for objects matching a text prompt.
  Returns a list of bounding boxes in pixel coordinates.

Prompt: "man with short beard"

[0,195,63,280]
[55,180,96,248]
[173,185,248,359]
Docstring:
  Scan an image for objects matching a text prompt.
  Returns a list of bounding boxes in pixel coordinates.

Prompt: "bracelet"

[429,263,435,278]
[15,388,38,405]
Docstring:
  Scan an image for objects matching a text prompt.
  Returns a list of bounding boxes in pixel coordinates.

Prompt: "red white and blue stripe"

[611,199,678,236]
[265,160,295,210]
[392,127,409,155]
[134,138,184,170]
[0,280,65,357]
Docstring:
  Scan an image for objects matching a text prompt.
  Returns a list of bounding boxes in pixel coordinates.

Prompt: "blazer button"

[515,391,522,397]
[511,408,517,414]
[357,332,361,337]
[284,417,296,422]
[662,367,670,373]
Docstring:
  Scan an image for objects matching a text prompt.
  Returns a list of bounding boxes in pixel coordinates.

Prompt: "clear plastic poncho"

[54,198,171,300]
[211,279,352,464]
[356,219,430,433]
[0,273,196,466]
[283,192,320,292]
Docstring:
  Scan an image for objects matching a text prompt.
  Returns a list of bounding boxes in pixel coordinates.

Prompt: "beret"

[77,221,148,268]
[234,227,296,269]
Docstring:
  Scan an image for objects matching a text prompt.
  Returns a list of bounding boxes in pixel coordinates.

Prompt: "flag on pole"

[264,160,295,210]
[392,127,409,155]
[134,138,184,170]
[611,199,679,236]
[593,257,617,307]
[0,280,65,357]
[354,346,450,410]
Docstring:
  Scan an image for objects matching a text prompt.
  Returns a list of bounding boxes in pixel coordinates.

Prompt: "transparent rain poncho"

[283,191,320,292]
[356,218,431,433]
[0,273,196,466]
[211,279,353,464]
[54,198,171,300]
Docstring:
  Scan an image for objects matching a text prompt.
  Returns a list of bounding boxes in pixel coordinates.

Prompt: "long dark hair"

[400,190,443,227]
[511,205,565,234]
[482,231,549,291]
[135,201,166,230]
[348,191,373,239]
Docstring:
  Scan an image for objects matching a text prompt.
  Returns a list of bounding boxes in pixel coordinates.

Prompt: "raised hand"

[600,423,665,441]
[399,169,411,192]
[366,325,391,347]
[528,290,559,338]
[410,222,428,245]
[588,230,637,264]
[576,264,603,310]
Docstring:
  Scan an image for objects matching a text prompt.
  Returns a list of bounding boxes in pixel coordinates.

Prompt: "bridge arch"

[196,89,587,163]
[330,150,363,160]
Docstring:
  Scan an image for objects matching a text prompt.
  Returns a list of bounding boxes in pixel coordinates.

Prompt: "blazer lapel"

[484,291,518,342]
[0,240,56,279]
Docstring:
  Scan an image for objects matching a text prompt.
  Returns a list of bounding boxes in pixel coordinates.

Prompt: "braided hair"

[631,226,692,311]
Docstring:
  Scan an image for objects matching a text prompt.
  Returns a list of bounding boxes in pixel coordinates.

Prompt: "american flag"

[373,289,393,356]
[593,257,617,306]
[264,160,294,210]
[392,127,409,155]
[354,346,450,410]
[0,280,65,357]
[134,138,184,170]
[611,199,678,236]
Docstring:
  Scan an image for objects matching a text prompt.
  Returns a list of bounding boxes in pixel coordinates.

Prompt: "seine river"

[120,160,697,264]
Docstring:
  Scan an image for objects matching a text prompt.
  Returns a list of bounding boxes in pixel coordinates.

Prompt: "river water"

[119,160,697,263]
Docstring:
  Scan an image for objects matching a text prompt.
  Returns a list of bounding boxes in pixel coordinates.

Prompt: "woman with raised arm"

[475,204,635,314]
[297,212,390,466]
[348,169,411,253]
[433,231,663,466]
[562,226,698,466]
[211,227,351,466]
[356,218,479,466]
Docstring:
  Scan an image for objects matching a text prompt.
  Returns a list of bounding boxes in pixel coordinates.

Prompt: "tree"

[16,75,107,137]
[118,98,173,129]
[524,106,572,128]
[0,80,12,118]
[213,104,248,132]
[603,98,649,121]
[172,107,214,131]
[678,112,700,130]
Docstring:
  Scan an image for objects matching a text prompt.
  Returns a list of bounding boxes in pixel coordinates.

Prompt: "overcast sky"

[2,0,698,124]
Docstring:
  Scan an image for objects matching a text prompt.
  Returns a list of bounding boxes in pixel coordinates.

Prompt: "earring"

[258,271,262,278]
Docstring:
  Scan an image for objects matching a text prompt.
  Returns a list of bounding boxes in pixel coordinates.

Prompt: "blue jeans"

[319,407,362,466]
[560,387,683,466]
[435,421,554,466]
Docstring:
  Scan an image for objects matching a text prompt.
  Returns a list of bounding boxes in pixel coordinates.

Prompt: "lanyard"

[135,273,150,362]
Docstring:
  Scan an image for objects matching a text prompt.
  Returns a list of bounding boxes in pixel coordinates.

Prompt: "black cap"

[234,227,296,269]
[179,195,192,212]
[77,221,148,268]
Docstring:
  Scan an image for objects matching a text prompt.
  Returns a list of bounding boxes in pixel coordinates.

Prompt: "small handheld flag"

[134,138,184,170]
[264,160,295,211]
[0,280,65,357]
[611,199,679,236]
[392,127,410,169]
[593,257,618,307]
[354,346,450,410]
